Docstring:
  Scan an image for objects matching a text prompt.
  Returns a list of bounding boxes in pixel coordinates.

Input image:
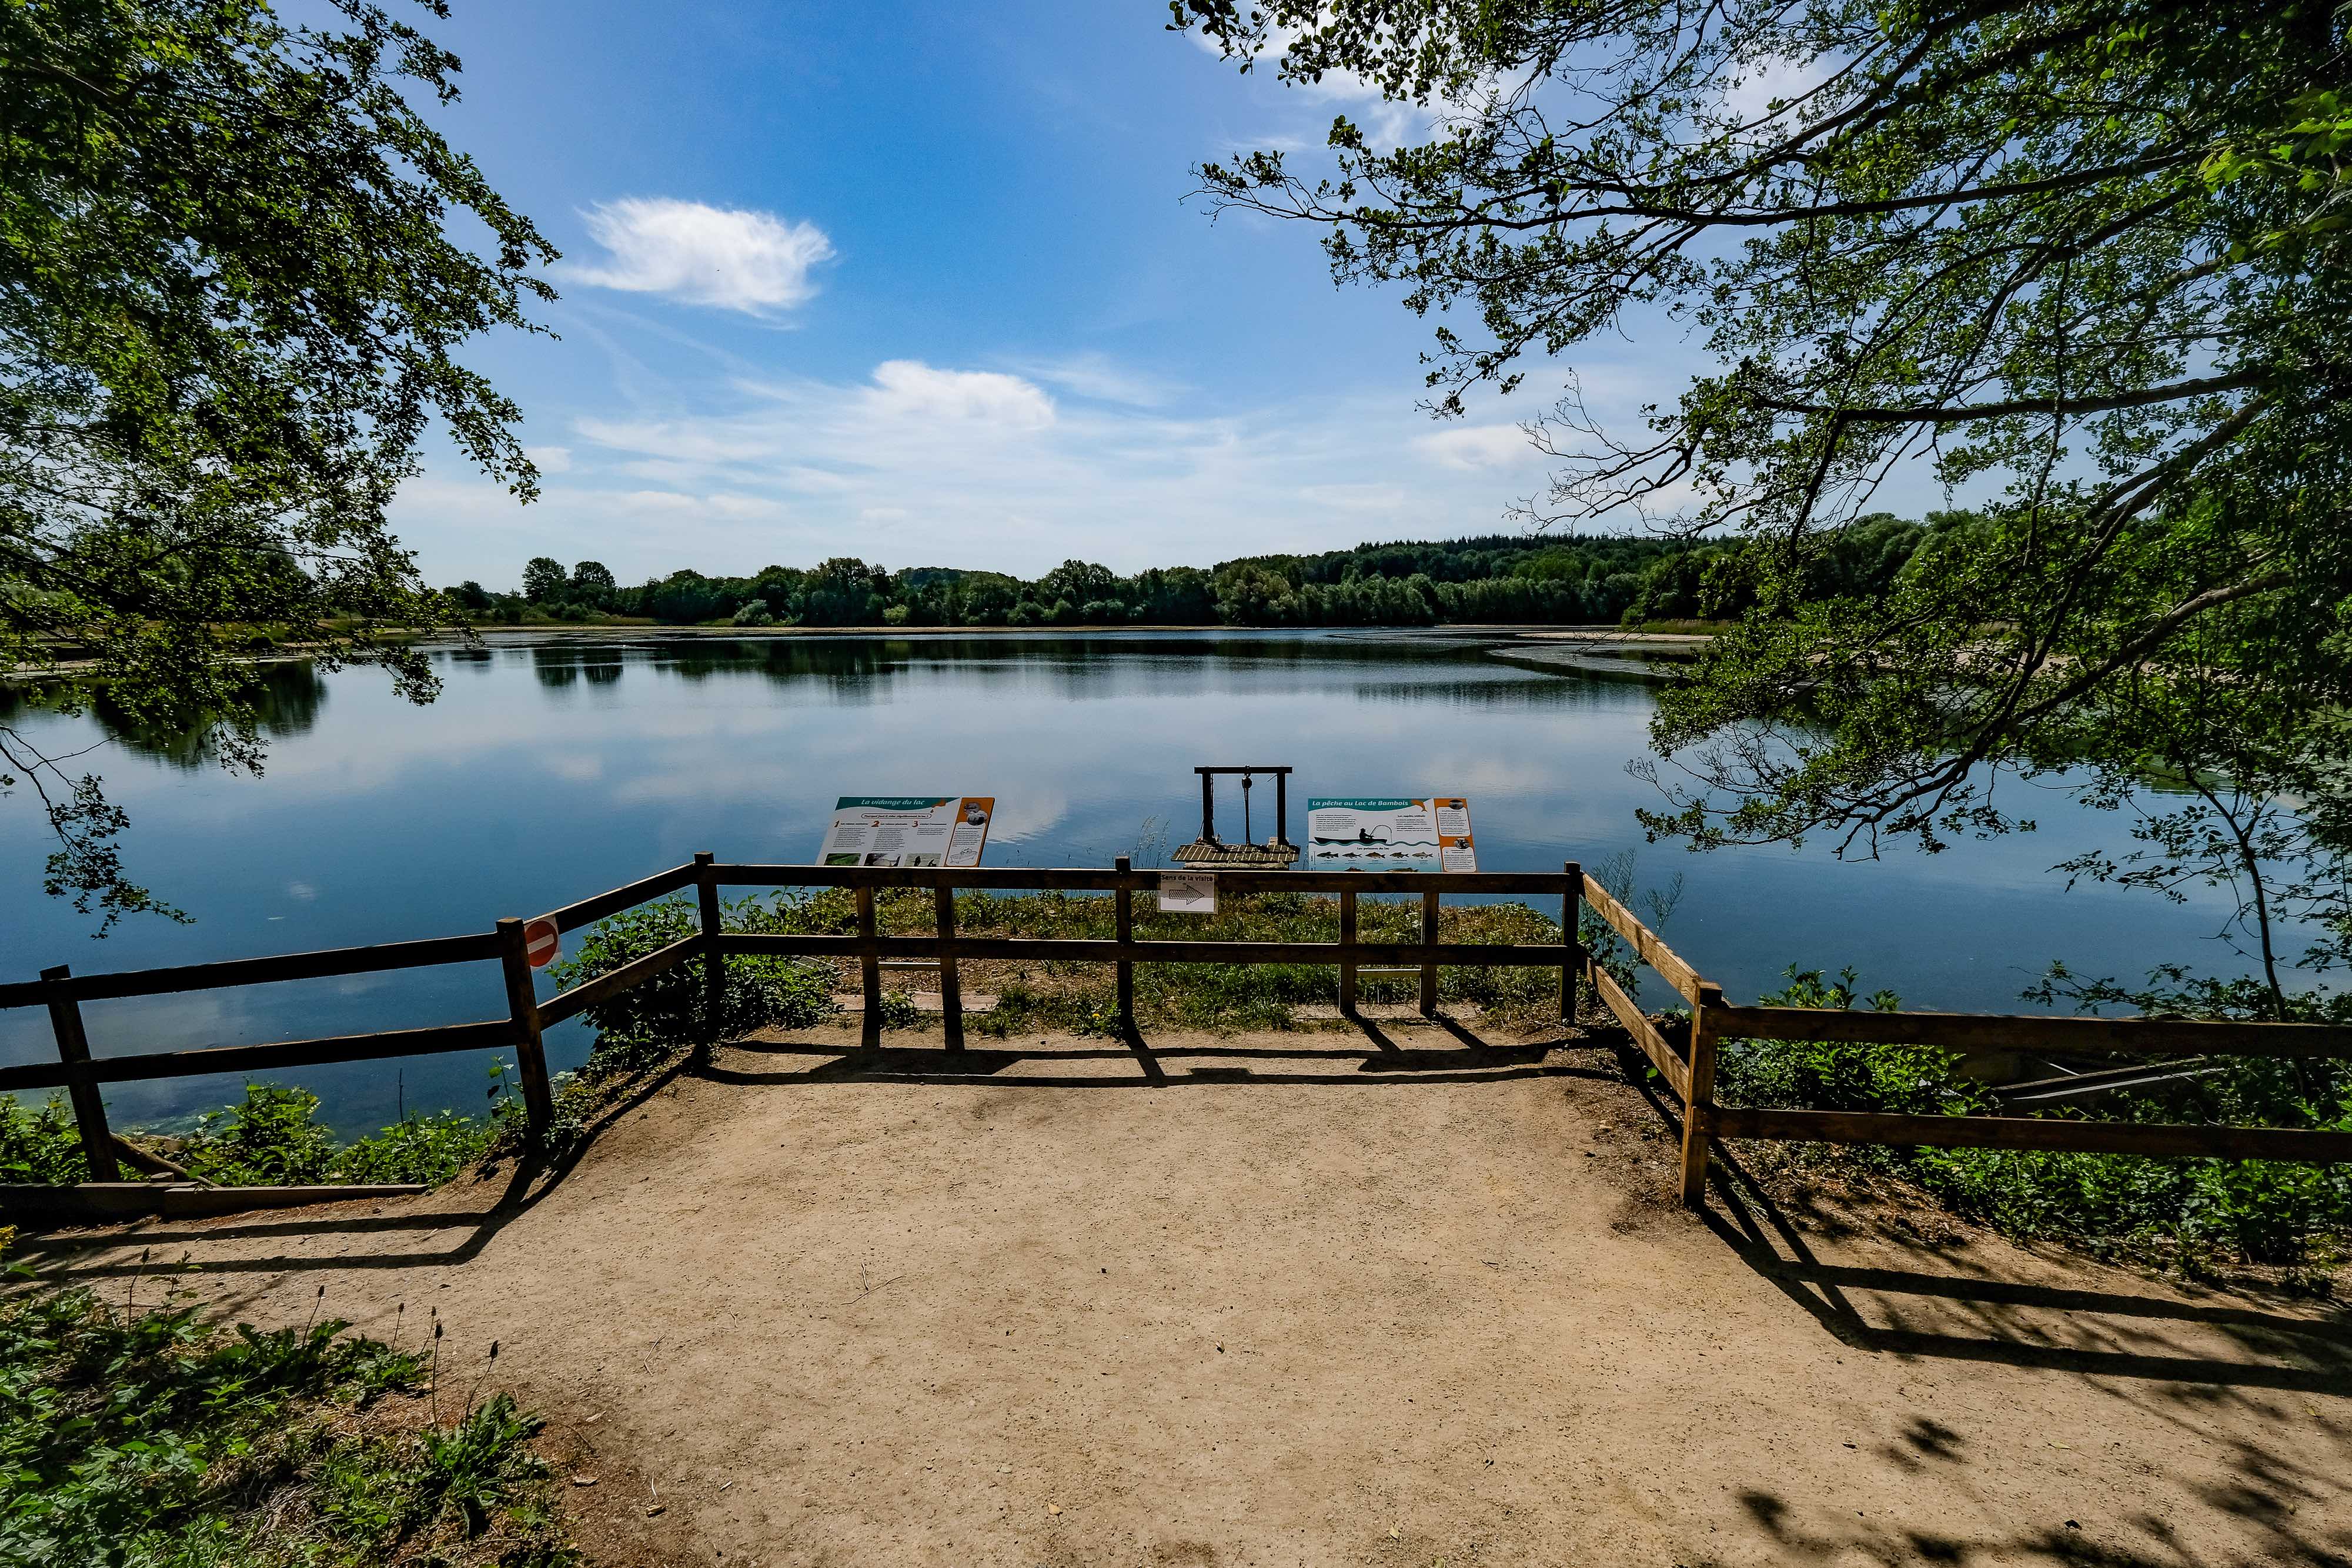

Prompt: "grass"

[0,1276,574,1567]
[844,885,1569,1036]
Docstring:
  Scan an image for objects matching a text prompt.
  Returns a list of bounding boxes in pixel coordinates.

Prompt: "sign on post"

[1157,871,1218,915]
[818,797,995,868]
[522,914,563,969]
[1305,797,1476,872]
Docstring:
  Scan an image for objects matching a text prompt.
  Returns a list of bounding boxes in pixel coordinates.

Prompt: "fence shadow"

[703,1024,1602,1091]
[1687,1131,2352,1396]
[13,1049,701,1295]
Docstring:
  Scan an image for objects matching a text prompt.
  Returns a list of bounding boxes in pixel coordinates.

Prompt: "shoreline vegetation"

[440,516,1948,633]
[13,889,2347,1288]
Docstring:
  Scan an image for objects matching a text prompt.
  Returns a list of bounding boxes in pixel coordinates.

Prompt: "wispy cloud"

[1415,424,1539,472]
[1008,352,1185,409]
[399,352,1598,579]
[560,198,835,313]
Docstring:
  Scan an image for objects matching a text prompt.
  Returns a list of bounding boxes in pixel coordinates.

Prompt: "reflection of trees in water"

[479,630,1595,708]
[26,663,332,773]
[530,644,579,688]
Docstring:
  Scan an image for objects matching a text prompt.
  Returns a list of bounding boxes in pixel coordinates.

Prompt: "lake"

[1,628,2261,1135]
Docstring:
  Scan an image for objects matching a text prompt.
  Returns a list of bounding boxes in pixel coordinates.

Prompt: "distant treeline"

[446,514,1956,630]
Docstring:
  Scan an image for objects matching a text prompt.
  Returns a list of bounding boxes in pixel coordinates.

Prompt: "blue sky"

[390,3,1699,587]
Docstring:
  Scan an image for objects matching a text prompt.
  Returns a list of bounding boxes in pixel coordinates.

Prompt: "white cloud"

[1010,352,1184,408]
[1191,19,1431,151]
[1415,424,1539,472]
[562,198,834,313]
[392,350,1712,583]
[861,360,1055,429]
[523,444,573,473]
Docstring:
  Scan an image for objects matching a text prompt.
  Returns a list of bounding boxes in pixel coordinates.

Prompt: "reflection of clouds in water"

[547,753,603,782]
[981,790,1068,845]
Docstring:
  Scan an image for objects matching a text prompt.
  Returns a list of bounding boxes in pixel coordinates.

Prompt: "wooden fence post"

[41,967,119,1183]
[693,852,723,1044]
[493,922,554,1143]
[1561,861,1582,1023]
[934,883,964,1051]
[855,884,882,1048]
[1419,889,1440,1018]
[1339,890,1358,1017]
[1114,857,1136,1034]
[1680,981,1723,1206]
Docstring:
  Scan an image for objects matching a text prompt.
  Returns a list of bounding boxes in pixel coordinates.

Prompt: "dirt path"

[26,1021,2352,1567]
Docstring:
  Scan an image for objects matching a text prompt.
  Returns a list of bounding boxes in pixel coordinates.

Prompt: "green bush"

[546,894,836,1077]
[163,1086,502,1189]
[0,1288,573,1567]
[0,1097,87,1183]
[1719,965,2352,1271]
[179,1085,337,1184]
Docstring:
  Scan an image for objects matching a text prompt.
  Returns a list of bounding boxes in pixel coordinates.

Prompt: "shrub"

[1719,964,2352,1272]
[152,1088,500,1190]
[547,894,836,1077]
[0,1097,86,1183]
[179,1085,336,1185]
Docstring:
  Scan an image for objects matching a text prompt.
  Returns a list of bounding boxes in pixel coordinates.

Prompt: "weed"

[0,1287,574,1567]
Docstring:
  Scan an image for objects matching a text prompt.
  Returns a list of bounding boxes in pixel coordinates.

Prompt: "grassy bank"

[0,1279,573,1567]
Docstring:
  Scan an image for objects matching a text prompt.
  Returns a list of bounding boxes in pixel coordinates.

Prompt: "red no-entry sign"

[523,915,562,969]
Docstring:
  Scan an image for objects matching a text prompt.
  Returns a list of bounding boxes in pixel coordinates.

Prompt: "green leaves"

[2,2,552,927]
[1185,1,2352,983]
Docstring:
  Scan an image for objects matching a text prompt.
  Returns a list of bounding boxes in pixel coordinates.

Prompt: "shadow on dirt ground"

[13,1018,2352,1566]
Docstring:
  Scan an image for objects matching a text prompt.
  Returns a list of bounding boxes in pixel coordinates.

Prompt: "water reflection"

[0,628,2288,1135]
[0,663,328,772]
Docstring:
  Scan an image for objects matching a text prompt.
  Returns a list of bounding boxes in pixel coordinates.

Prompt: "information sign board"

[818,797,995,868]
[1305,797,1476,872]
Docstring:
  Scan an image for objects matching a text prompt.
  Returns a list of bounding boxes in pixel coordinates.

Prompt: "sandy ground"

[24,1019,2352,1567]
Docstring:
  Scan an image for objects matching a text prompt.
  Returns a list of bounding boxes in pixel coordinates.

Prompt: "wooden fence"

[6,853,2347,1209]
[1575,875,2352,1202]
[0,855,1581,1185]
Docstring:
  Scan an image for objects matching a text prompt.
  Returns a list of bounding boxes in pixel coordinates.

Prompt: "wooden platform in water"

[1171,840,1300,867]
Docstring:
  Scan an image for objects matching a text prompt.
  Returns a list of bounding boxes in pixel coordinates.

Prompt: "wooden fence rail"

[7,852,2346,1211]
[1576,871,2352,1202]
[0,857,1582,1188]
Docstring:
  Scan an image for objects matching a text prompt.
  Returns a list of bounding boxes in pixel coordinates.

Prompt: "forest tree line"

[449,513,1957,630]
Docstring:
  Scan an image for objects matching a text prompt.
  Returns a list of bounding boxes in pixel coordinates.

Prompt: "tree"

[3,0,554,926]
[1182,0,2352,994]
[519,556,569,604]
[568,559,617,607]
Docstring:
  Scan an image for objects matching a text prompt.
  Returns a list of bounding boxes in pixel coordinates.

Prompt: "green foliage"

[177,1085,336,1185]
[0,1287,573,1567]
[456,533,1717,630]
[1720,965,2352,1271]
[546,894,837,1076]
[0,1096,87,1183]
[3,0,553,929]
[326,1109,501,1187]
[100,1086,501,1190]
[1180,0,2352,989]
[1715,968,1965,1118]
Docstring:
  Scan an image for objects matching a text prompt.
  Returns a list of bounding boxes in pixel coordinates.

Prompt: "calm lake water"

[1,628,2263,1135]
